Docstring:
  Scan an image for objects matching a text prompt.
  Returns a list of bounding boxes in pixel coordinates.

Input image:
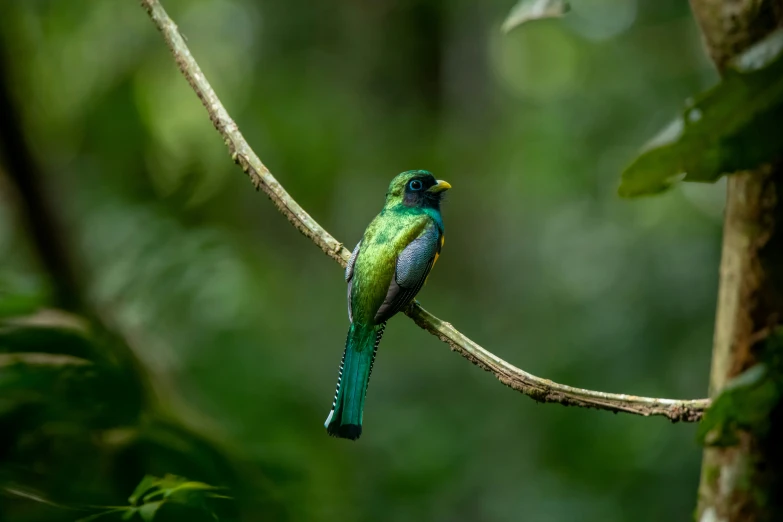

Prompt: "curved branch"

[140,0,710,422]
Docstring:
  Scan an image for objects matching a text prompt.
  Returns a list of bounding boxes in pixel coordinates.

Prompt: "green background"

[0,0,722,520]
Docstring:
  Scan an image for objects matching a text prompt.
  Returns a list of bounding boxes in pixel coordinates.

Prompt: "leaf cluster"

[0,295,258,522]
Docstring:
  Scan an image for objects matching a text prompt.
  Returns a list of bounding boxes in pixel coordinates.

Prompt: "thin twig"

[140,0,710,422]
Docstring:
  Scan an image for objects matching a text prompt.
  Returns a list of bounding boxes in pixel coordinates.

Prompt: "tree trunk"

[690,1,783,520]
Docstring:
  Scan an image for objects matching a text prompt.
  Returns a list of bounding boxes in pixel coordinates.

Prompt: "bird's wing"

[346,241,361,322]
[374,221,442,323]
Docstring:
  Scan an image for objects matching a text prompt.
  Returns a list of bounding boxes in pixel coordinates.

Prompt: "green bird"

[325,170,451,440]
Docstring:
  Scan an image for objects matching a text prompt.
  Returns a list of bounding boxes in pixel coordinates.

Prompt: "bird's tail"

[325,322,386,440]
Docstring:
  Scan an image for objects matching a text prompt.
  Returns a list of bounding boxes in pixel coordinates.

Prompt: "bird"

[325,170,451,440]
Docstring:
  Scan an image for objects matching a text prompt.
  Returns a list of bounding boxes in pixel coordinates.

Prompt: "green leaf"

[619,29,783,197]
[141,475,187,502]
[0,311,144,423]
[0,351,93,403]
[163,481,224,498]
[130,475,159,505]
[139,501,164,522]
[0,352,91,369]
[0,311,94,360]
[697,364,782,447]
[77,475,226,522]
[502,0,570,33]
[75,508,133,522]
[131,474,227,502]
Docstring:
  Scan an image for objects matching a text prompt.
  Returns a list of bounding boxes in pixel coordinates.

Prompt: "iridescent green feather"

[325,171,449,440]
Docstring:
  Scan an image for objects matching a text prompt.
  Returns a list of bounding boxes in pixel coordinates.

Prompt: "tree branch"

[688,1,783,519]
[140,0,710,423]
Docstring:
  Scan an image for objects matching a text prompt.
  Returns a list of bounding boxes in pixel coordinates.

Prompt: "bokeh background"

[0,0,724,521]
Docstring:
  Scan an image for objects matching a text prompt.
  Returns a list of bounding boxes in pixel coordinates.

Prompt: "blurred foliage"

[77,474,231,521]
[0,309,272,521]
[620,28,783,197]
[502,0,570,33]
[0,0,726,521]
[697,364,781,447]
[698,329,783,447]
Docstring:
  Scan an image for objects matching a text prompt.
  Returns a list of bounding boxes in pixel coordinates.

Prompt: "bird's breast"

[349,212,430,324]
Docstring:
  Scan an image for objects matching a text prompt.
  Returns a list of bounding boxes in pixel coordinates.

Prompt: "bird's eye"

[409,179,423,191]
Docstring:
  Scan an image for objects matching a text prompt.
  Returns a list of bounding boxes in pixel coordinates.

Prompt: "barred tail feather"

[325,322,386,440]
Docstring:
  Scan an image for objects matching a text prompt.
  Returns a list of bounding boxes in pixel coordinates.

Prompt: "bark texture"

[690,1,783,520]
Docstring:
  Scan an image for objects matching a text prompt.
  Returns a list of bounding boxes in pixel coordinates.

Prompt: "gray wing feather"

[374,224,440,322]
[346,241,361,322]
[346,241,361,282]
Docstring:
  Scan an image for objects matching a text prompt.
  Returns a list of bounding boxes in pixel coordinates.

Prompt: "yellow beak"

[427,180,452,193]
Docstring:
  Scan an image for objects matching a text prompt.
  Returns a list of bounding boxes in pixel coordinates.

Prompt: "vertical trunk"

[690,1,783,520]
[698,169,783,521]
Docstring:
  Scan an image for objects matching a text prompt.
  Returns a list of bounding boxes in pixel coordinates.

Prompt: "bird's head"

[385,170,451,211]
